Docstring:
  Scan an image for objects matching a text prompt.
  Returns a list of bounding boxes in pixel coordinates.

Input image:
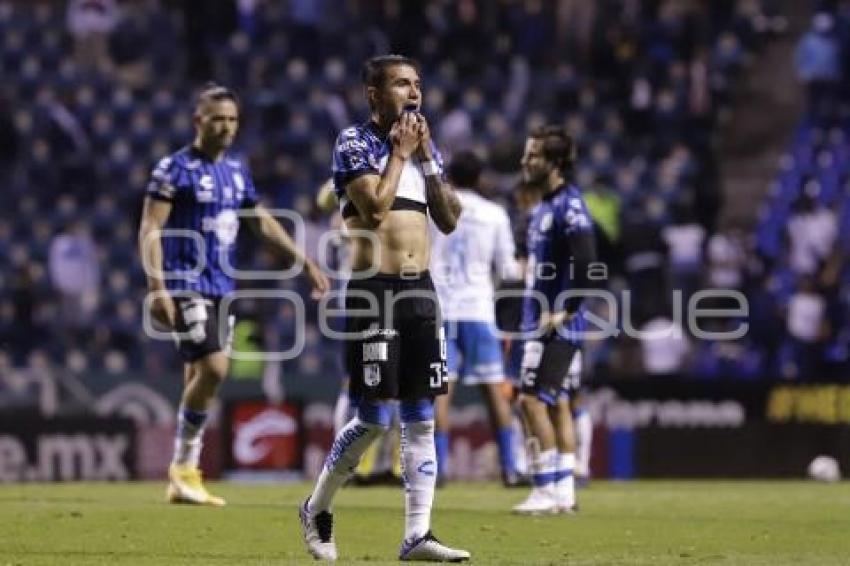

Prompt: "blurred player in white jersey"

[431,151,523,486]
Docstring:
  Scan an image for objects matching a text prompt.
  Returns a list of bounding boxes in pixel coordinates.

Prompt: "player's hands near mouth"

[149,292,177,329]
[390,111,421,160]
[413,113,434,161]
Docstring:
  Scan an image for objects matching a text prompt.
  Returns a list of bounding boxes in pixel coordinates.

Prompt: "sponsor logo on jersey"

[337,139,368,152]
[197,175,215,202]
[201,209,239,246]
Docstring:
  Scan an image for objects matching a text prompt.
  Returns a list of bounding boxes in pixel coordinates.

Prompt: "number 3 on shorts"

[430,362,444,388]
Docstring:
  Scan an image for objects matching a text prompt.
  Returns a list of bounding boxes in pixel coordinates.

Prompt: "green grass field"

[1,481,849,565]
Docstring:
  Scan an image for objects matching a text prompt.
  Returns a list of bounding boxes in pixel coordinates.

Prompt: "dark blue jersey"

[331,120,444,218]
[521,184,595,346]
[146,146,259,298]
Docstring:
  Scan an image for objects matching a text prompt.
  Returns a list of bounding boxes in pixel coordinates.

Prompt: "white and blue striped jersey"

[331,120,444,218]
[521,184,594,346]
[145,146,258,297]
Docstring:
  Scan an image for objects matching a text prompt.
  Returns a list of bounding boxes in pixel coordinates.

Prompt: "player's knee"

[355,398,393,431]
[400,399,434,423]
[518,394,540,415]
[195,354,228,387]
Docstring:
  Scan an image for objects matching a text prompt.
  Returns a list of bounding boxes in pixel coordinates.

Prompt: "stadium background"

[1,0,850,484]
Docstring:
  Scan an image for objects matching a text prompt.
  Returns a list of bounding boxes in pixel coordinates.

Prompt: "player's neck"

[370,114,392,137]
[546,172,565,194]
[192,139,226,162]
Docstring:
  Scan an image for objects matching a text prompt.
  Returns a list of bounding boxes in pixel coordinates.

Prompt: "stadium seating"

[0,0,789,379]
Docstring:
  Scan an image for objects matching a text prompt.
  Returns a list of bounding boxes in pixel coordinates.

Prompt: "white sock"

[574,410,593,477]
[555,452,576,507]
[532,448,556,494]
[172,406,207,468]
[401,419,437,541]
[308,417,386,513]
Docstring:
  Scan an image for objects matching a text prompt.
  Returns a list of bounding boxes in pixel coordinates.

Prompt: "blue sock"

[177,407,207,437]
[496,427,516,475]
[434,430,449,479]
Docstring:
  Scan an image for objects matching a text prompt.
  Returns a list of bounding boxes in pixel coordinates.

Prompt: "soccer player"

[299,55,470,562]
[430,150,522,487]
[318,178,402,486]
[512,126,597,515]
[138,83,329,506]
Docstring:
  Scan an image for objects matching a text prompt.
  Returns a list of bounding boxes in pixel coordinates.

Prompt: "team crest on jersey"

[341,127,358,138]
[539,212,553,233]
[363,363,381,387]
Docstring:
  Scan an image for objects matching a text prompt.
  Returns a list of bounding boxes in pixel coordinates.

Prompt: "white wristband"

[421,160,441,177]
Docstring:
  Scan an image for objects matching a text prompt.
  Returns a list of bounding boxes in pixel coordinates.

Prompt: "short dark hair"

[195,82,239,113]
[448,151,483,188]
[529,125,576,176]
[361,55,420,89]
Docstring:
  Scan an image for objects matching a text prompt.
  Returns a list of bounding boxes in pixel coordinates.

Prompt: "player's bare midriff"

[345,209,430,275]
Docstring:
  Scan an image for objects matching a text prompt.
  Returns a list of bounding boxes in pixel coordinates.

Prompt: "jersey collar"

[542,183,571,201]
[365,119,389,141]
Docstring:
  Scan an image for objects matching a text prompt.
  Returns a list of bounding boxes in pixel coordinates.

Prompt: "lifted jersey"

[521,184,594,346]
[331,120,444,218]
[431,189,520,322]
[146,146,259,297]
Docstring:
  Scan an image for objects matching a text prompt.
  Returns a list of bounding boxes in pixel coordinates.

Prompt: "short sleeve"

[239,159,259,208]
[145,156,183,202]
[332,127,379,191]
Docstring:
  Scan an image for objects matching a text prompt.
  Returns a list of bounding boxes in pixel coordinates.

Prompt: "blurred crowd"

[744,4,850,381]
[0,0,821,385]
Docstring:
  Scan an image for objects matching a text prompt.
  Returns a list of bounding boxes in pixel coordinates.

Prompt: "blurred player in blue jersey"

[299,55,470,562]
[430,151,523,487]
[138,83,329,506]
[512,126,597,515]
